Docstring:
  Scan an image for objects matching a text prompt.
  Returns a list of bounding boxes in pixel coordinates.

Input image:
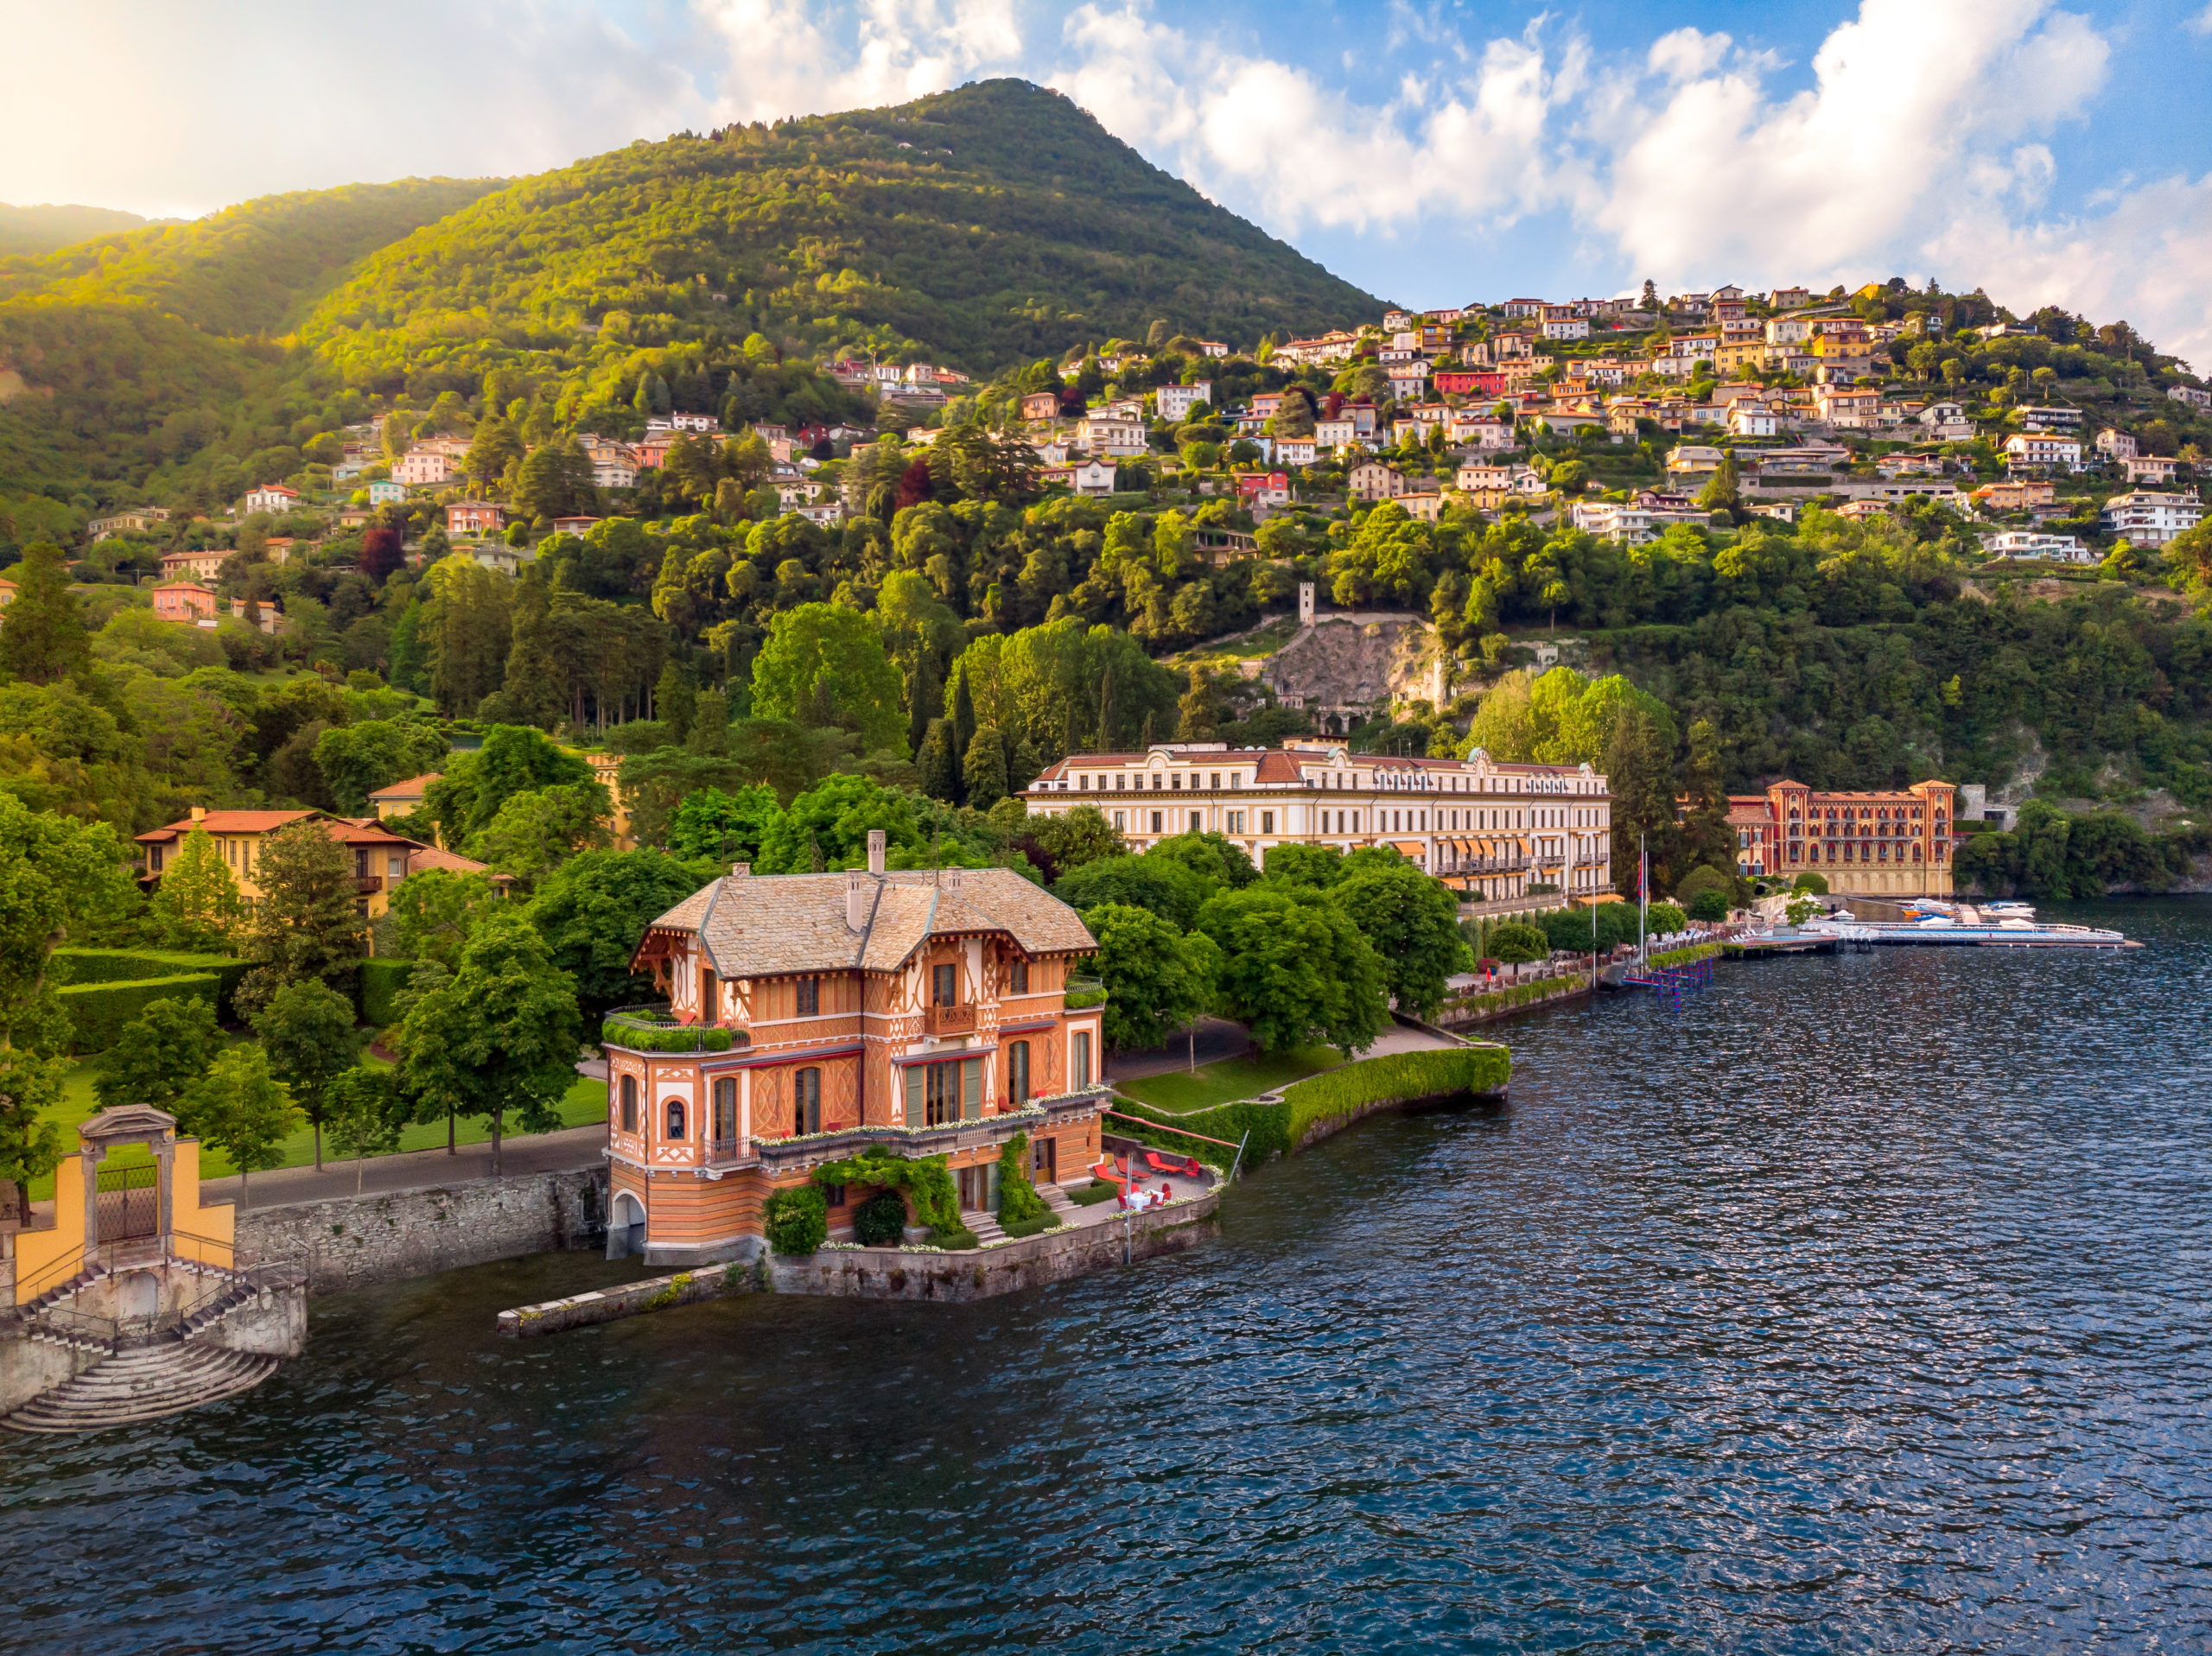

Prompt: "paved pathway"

[200,1124,608,1212]
[1105,1017,1253,1082]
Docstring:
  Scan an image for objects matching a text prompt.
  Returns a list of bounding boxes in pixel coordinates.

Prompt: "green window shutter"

[905,1063,924,1126]
[962,1056,982,1120]
[987,1160,1001,1213]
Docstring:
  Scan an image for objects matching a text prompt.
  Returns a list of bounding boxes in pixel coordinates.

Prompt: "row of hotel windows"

[1110,805,1600,837]
[613,1033,1094,1145]
[1068,771,1598,796]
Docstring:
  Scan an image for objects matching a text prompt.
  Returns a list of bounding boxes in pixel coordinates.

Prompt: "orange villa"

[1721,779,1959,895]
[151,580,219,625]
[136,806,498,919]
[602,833,1108,1266]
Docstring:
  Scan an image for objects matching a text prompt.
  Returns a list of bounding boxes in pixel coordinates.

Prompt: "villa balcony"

[925,1003,976,1037]
[600,1005,750,1055]
[752,1086,1113,1177]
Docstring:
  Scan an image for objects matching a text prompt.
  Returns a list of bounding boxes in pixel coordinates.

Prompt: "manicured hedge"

[600,1018,739,1053]
[1114,1044,1512,1167]
[359,957,416,1026]
[51,948,250,1021]
[59,974,221,1054]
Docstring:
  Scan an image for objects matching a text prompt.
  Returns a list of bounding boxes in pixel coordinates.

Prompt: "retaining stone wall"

[500,1190,1219,1334]
[239,1167,607,1294]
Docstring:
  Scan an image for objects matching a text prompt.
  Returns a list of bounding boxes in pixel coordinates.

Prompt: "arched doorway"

[607,1191,646,1259]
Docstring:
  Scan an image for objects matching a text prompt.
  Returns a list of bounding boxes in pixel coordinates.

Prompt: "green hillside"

[304,79,1377,395]
[0,203,162,258]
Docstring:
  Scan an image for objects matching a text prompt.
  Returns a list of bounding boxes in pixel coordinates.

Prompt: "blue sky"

[4,0,2209,363]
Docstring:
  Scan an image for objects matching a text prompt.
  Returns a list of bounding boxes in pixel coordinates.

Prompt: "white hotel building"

[1021,740,1613,904]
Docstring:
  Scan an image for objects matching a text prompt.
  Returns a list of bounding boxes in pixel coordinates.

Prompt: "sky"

[3,0,2210,365]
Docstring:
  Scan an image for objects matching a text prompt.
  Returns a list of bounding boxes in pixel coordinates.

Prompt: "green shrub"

[853,1190,909,1247]
[1070,1179,1121,1206]
[599,1017,737,1053]
[1675,865,1734,910]
[1793,872,1830,895]
[1688,887,1731,923]
[1488,922,1547,963]
[932,1226,981,1250]
[59,974,221,1055]
[359,957,416,1026]
[764,1184,829,1255]
[1646,901,1687,935]
[995,1130,1049,1224]
[1000,1210,1064,1240]
[51,949,249,1020]
[811,1147,962,1234]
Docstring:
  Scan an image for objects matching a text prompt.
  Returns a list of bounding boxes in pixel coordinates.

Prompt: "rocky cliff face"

[1265,616,1449,722]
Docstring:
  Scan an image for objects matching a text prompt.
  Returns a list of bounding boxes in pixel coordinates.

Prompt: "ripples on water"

[6,899,2212,1654]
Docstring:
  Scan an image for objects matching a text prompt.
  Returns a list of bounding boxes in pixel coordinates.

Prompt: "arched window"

[620,1074,637,1134]
[665,1098,686,1141]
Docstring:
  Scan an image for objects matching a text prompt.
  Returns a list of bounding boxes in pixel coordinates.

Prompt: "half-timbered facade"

[604,833,1106,1266]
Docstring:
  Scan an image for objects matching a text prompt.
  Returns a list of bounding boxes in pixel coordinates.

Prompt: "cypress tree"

[0,542,90,685]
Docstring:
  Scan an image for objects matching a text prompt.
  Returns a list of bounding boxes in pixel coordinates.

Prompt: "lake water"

[7,899,2212,1653]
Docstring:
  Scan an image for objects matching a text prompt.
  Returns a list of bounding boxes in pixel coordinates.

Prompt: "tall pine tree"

[0,542,89,684]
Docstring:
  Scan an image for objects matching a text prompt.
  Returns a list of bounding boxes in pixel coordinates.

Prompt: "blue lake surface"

[6,898,2211,1653]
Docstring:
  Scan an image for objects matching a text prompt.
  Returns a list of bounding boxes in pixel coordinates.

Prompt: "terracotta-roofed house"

[602,834,1106,1266]
[134,806,498,923]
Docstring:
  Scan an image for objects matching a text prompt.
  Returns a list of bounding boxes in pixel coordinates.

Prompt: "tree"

[963,725,1010,809]
[397,910,582,1176]
[179,1046,302,1207]
[92,996,221,1116]
[0,542,91,685]
[312,719,448,815]
[1024,805,1126,873]
[1194,885,1386,1054]
[748,603,907,755]
[0,796,133,1053]
[1688,886,1731,923]
[148,825,247,952]
[1333,863,1465,1018]
[755,774,921,874]
[324,1064,409,1196]
[1147,832,1256,891]
[0,1047,66,1222]
[236,819,367,1018]
[1696,453,1740,513]
[466,416,523,490]
[1485,922,1547,964]
[386,867,498,969]
[668,783,781,864]
[251,977,363,1170]
[427,561,513,715]
[525,847,706,1010]
[359,525,405,585]
[1605,701,1677,898]
[424,725,594,849]
[1053,853,1213,931]
[1259,843,1344,888]
[1085,902,1217,1052]
[473,782,613,889]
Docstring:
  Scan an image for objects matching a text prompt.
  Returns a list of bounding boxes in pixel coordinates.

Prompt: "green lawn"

[31,1050,607,1198]
[1114,1044,1343,1114]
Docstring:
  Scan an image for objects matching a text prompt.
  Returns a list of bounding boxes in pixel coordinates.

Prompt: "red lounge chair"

[1142,1152,1202,1177]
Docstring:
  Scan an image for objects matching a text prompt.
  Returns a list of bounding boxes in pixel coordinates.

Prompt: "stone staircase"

[1040,1183,1082,1219]
[1,1341,282,1435]
[965,1210,1007,1244]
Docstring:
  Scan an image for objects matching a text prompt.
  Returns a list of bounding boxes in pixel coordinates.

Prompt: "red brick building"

[1725,779,1958,895]
[604,834,1107,1266]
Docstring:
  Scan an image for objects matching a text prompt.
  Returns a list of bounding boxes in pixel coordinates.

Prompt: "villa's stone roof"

[639,867,1096,978]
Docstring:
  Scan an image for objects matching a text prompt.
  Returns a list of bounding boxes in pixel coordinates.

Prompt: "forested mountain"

[302,79,1376,395]
[0,180,503,496]
[0,203,164,258]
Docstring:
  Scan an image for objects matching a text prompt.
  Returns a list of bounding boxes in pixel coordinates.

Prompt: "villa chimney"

[867,828,886,876]
[944,867,963,892]
[730,861,749,879]
[191,805,207,824]
[847,867,868,932]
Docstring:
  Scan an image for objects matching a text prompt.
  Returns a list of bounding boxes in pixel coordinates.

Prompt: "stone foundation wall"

[500,1191,1220,1335]
[0,1329,99,1416]
[239,1167,608,1294]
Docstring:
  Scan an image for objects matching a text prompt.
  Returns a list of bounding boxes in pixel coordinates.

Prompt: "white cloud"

[2190,3,2212,34]
[696,0,1024,124]
[0,1,710,218]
